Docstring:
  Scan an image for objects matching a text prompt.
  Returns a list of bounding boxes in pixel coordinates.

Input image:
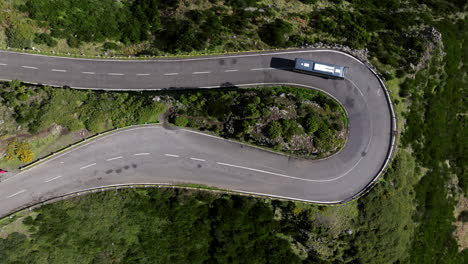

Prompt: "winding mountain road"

[0,49,396,217]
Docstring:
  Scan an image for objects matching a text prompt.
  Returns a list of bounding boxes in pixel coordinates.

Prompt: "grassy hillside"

[0,0,466,263]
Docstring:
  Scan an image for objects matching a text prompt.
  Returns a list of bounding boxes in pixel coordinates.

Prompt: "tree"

[267,121,282,139]
[304,114,320,134]
[260,19,293,46]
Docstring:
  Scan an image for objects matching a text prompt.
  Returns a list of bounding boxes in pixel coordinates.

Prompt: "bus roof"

[294,58,346,78]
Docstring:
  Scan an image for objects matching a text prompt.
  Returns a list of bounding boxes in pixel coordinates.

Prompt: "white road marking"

[250,67,274,71]
[193,71,210,74]
[45,175,62,183]
[1,49,364,66]
[344,78,365,97]
[51,69,66,72]
[224,69,239,72]
[164,72,179,76]
[22,66,38,69]
[0,63,7,66]
[80,163,96,170]
[217,162,320,182]
[82,72,95,74]
[165,154,180,158]
[231,189,341,204]
[7,189,26,198]
[190,157,206,162]
[136,73,151,76]
[106,156,123,161]
[259,165,286,173]
[108,73,125,76]
[1,127,154,183]
[134,153,150,156]
[181,129,225,140]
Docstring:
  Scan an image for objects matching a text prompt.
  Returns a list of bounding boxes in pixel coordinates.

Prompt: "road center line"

[193,71,210,74]
[7,189,26,198]
[22,66,38,69]
[164,72,179,76]
[190,157,206,162]
[165,154,180,158]
[136,73,151,76]
[108,73,125,76]
[134,153,150,156]
[216,162,317,182]
[45,175,62,183]
[250,67,274,71]
[106,156,123,161]
[51,69,66,72]
[0,63,7,66]
[80,163,96,170]
[224,69,239,72]
[82,72,95,74]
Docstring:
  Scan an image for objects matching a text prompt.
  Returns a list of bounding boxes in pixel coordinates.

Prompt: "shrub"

[4,140,34,163]
[304,114,320,134]
[33,33,58,47]
[63,118,85,132]
[260,19,293,46]
[85,115,107,134]
[137,103,166,124]
[22,216,34,225]
[266,121,282,139]
[299,0,318,4]
[281,119,303,142]
[9,80,23,90]
[174,116,189,127]
[6,22,33,49]
[102,42,121,51]
[66,36,81,48]
[16,93,29,101]
[4,140,18,161]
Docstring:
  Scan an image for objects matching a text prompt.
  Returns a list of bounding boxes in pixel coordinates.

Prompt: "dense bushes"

[19,0,257,52]
[168,86,347,157]
[260,19,293,47]
[5,22,33,49]
[33,33,57,47]
[401,18,467,263]
[14,0,438,75]
[0,83,166,134]
[0,189,302,263]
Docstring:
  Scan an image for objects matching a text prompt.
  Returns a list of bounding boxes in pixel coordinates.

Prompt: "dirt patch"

[454,196,468,251]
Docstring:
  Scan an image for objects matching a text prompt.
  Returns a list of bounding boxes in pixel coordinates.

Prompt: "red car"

[0,169,7,174]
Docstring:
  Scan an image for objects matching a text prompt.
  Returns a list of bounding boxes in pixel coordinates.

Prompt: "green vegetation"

[0,82,166,169]
[0,0,466,263]
[3,139,33,163]
[0,83,344,167]
[168,86,346,157]
[0,189,304,263]
[0,147,428,264]
[400,18,467,264]
[0,0,446,71]
[0,82,166,135]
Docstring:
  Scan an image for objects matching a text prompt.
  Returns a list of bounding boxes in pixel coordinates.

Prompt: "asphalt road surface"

[0,49,396,217]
